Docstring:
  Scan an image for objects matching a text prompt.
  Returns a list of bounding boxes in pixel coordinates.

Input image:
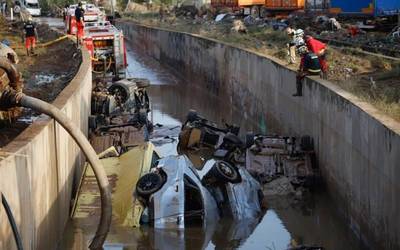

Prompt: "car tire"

[108,82,130,104]
[136,172,165,198]
[212,161,241,183]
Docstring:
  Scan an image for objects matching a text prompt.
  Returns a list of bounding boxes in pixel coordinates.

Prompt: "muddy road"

[0,18,81,147]
[60,41,367,250]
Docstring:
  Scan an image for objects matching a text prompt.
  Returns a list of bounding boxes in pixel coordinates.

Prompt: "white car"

[135,155,263,229]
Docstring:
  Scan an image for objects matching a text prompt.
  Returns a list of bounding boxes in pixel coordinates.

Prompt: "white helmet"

[297,45,308,55]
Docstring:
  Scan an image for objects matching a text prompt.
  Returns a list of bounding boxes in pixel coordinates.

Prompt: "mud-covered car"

[178,110,243,150]
[135,155,263,229]
[90,77,151,131]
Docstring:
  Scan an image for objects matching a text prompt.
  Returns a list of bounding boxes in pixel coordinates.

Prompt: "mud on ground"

[0,17,81,147]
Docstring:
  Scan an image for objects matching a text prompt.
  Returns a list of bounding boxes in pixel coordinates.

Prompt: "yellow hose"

[10,35,72,50]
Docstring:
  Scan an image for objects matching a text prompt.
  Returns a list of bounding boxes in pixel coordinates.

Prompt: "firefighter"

[75,2,85,45]
[23,17,38,56]
[63,4,69,21]
[286,27,304,64]
[293,45,321,97]
[304,35,328,79]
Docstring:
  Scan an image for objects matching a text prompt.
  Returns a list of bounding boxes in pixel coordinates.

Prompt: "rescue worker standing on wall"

[304,35,328,79]
[75,2,85,45]
[23,17,39,56]
[286,27,304,64]
[63,4,69,22]
[293,45,321,97]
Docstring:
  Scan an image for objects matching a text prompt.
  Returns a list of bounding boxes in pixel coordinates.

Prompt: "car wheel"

[212,161,241,183]
[136,172,165,198]
[108,82,130,104]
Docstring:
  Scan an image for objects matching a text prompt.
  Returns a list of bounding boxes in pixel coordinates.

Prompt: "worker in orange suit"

[304,35,328,79]
[23,17,38,56]
[74,2,85,45]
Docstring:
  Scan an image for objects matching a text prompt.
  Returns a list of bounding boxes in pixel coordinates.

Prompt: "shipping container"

[375,0,400,16]
[330,0,400,16]
[211,0,264,8]
[265,0,305,10]
[305,0,329,11]
[210,0,238,8]
[329,0,373,14]
[239,0,265,7]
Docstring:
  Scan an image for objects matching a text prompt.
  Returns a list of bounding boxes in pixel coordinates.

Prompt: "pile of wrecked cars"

[178,110,317,190]
[74,109,318,233]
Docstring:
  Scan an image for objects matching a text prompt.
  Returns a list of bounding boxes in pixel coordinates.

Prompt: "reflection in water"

[60,43,366,250]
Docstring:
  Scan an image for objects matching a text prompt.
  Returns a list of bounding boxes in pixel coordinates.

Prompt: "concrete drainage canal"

[59,43,368,250]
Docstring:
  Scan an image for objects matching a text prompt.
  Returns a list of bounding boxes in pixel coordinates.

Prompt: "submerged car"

[135,155,263,229]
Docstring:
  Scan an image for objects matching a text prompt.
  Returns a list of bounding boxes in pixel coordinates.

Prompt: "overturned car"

[178,110,318,195]
[135,155,263,229]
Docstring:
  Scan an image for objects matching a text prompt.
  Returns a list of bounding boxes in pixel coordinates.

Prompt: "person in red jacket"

[304,35,328,79]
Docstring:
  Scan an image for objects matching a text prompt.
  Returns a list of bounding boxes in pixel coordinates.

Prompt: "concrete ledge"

[117,20,400,249]
[0,48,92,250]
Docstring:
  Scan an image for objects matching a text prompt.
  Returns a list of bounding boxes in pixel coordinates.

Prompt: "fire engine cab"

[83,21,127,79]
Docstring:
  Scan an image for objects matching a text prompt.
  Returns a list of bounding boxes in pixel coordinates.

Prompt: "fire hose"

[10,35,71,50]
[0,59,111,250]
[1,193,23,250]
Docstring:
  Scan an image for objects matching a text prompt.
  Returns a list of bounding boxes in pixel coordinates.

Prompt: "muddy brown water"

[60,42,369,250]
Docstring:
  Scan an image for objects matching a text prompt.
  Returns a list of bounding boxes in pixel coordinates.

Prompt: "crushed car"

[178,110,317,196]
[89,77,152,153]
[134,155,263,229]
[72,141,263,229]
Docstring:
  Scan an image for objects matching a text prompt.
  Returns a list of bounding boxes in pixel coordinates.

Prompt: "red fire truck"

[83,20,127,79]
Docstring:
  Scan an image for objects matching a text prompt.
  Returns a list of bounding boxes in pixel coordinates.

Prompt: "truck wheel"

[212,161,241,183]
[136,172,165,198]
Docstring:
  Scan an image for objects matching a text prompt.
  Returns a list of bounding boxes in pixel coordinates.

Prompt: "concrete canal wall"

[0,50,92,250]
[118,20,400,249]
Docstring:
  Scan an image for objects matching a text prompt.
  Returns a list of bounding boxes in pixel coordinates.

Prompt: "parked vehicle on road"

[23,0,40,16]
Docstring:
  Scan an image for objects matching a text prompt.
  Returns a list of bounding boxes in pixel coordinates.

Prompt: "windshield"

[26,3,39,8]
